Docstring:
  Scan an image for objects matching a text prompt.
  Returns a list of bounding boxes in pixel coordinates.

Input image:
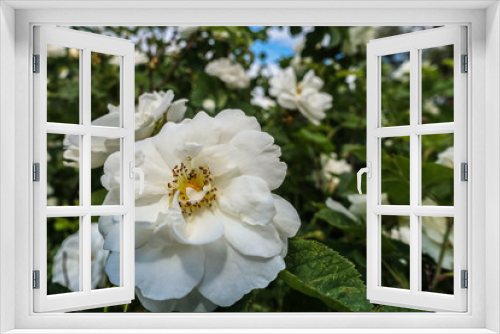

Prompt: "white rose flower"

[314,153,351,194]
[391,60,411,81]
[347,193,389,219]
[205,58,250,90]
[269,67,332,125]
[392,198,453,270]
[250,87,276,110]
[202,98,216,113]
[52,223,109,291]
[99,109,301,311]
[345,74,357,91]
[64,90,187,169]
[178,26,199,39]
[436,146,454,169]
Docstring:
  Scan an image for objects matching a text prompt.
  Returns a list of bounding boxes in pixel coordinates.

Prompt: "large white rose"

[269,67,332,125]
[314,152,351,194]
[205,58,250,89]
[99,109,301,311]
[64,90,187,169]
[52,223,109,291]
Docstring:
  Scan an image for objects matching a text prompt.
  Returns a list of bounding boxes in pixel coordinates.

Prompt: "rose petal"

[222,212,282,258]
[215,109,261,143]
[229,131,287,190]
[218,175,276,226]
[198,238,285,306]
[133,243,204,300]
[136,287,216,312]
[271,194,301,238]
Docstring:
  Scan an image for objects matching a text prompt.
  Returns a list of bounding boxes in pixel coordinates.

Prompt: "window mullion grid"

[81,48,92,294]
[409,47,421,294]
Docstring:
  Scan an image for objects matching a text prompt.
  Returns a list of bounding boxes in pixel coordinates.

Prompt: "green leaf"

[329,28,341,48]
[298,128,334,151]
[281,238,373,312]
[374,304,426,312]
[315,208,360,229]
[91,189,108,206]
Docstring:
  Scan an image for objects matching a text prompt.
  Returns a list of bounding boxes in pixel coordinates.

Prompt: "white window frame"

[33,25,136,313]
[0,1,499,333]
[366,26,468,312]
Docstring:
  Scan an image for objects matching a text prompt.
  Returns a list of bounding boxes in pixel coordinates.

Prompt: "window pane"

[91,216,117,289]
[421,216,454,294]
[381,52,410,127]
[48,216,80,295]
[91,137,121,205]
[47,45,80,124]
[421,45,454,124]
[91,52,121,126]
[48,133,80,206]
[381,215,410,290]
[381,137,410,205]
[421,133,454,206]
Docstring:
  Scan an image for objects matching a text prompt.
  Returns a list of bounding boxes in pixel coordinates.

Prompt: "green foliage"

[280,238,373,312]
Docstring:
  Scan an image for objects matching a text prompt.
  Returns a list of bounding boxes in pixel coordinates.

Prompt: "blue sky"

[248,26,312,77]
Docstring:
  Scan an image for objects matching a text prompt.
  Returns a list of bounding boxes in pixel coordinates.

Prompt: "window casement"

[2,3,497,334]
[32,26,137,312]
[362,26,468,312]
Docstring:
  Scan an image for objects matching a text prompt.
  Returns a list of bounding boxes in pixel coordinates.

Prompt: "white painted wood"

[33,26,135,313]
[372,123,454,137]
[45,123,129,137]
[485,3,500,333]
[7,5,490,333]
[366,26,467,312]
[0,2,17,333]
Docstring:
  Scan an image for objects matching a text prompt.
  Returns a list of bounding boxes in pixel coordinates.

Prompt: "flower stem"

[430,218,453,291]
[123,303,129,313]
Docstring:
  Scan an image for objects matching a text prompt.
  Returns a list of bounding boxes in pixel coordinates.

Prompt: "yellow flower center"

[167,159,217,216]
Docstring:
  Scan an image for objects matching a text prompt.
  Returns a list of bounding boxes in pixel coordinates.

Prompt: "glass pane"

[421,216,454,294]
[91,137,121,205]
[381,215,410,289]
[421,133,454,206]
[48,133,80,206]
[381,52,410,127]
[47,45,80,124]
[48,216,80,295]
[381,137,410,205]
[421,45,454,124]
[91,216,116,289]
[91,52,121,126]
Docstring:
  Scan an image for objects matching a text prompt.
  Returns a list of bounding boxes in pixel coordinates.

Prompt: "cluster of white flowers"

[269,67,333,125]
[205,58,250,89]
[314,152,351,194]
[52,223,109,291]
[99,109,300,311]
[63,90,187,169]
